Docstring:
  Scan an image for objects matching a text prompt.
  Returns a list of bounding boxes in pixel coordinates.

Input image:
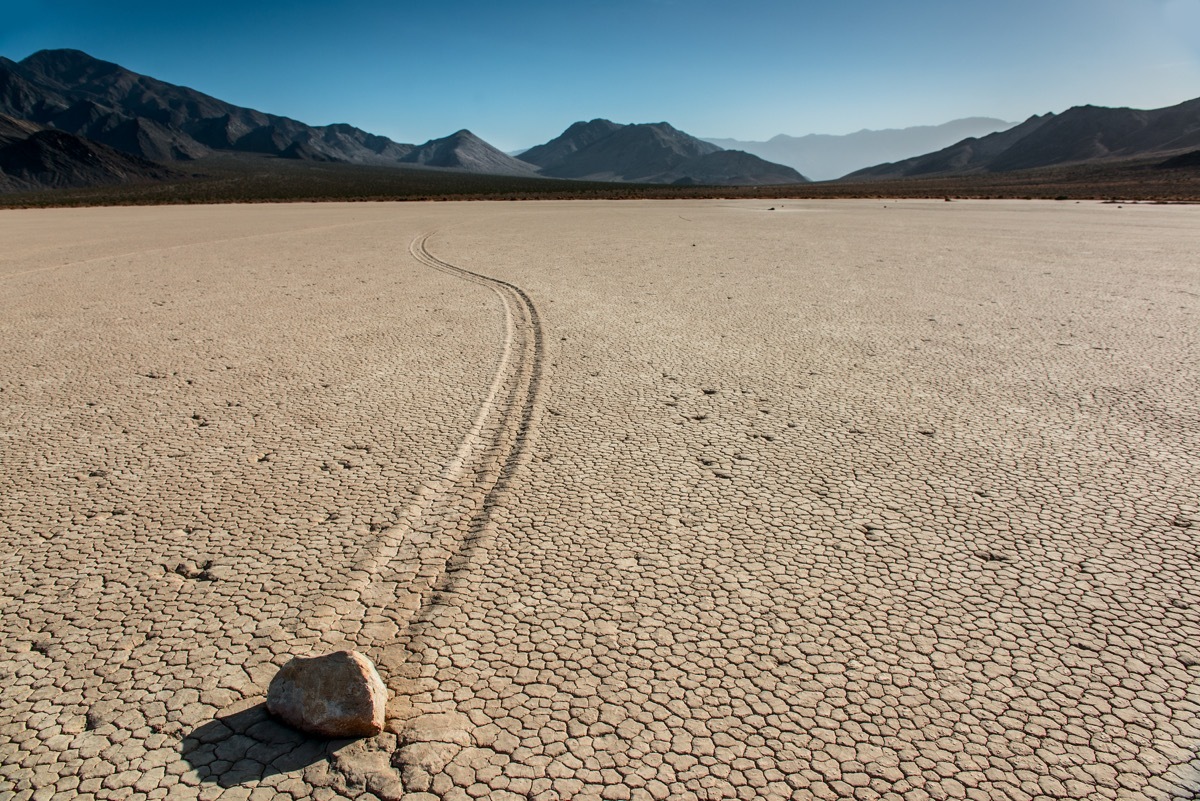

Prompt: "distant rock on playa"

[266,650,387,738]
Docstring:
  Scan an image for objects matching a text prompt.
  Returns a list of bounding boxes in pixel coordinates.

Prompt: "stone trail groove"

[326,233,544,670]
[287,231,547,796]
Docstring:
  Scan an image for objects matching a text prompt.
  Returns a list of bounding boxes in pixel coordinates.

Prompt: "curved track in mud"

[296,230,549,795]
[394,231,546,612]
[319,232,545,653]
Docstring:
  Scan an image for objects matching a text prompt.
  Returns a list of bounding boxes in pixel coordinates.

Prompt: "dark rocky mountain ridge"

[521,119,807,185]
[0,112,178,191]
[0,113,42,146]
[517,119,627,169]
[1,49,807,190]
[0,49,415,165]
[848,98,1200,180]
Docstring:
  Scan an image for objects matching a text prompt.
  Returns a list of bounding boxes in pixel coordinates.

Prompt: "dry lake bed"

[2,199,1198,800]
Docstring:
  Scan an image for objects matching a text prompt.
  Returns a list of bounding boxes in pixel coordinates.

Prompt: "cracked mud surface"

[2,200,1199,800]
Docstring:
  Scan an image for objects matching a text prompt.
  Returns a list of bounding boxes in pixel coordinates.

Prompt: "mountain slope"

[401,130,539,175]
[988,99,1200,171]
[522,120,807,184]
[0,112,177,191]
[1159,149,1200,169]
[0,49,414,164]
[530,121,718,180]
[518,119,626,169]
[0,113,41,146]
[653,150,807,186]
[704,118,1014,181]
[847,97,1200,180]
[848,115,1055,178]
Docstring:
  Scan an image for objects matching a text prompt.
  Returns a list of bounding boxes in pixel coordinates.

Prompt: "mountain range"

[1,48,1197,196]
[518,119,806,184]
[0,49,805,191]
[704,118,1015,181]
[0,49,417,165]
[846,99,1200,180]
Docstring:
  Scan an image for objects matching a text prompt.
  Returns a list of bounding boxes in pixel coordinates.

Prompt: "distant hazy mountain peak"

[845,98,1200,179]
[704,117,1016,180]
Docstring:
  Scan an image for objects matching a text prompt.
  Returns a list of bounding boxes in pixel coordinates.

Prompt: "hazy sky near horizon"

[5,0,1199,151]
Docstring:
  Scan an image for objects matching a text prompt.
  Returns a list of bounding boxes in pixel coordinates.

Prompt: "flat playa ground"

[1,199,1198,801]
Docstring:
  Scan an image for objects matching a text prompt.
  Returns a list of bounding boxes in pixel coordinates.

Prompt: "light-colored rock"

[267,650,386,738]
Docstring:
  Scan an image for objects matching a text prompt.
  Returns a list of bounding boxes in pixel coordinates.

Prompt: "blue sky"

[4,0,1199,151]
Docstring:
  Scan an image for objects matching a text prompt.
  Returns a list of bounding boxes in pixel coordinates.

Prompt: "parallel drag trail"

[301,231,544,684]
[393,232,545,621]
[165,229,545,797]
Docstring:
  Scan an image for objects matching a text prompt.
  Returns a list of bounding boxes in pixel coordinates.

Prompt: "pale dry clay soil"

[1,199,1198,801]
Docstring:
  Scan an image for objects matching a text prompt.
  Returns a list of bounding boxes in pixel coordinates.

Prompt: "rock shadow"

[181,702,346,788]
